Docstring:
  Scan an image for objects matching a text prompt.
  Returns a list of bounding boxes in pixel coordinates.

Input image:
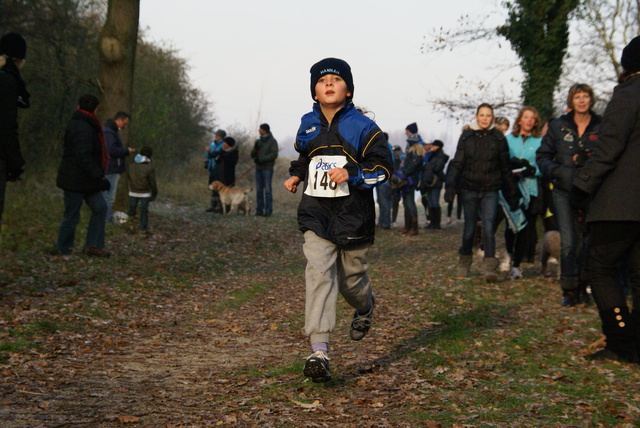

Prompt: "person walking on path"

[55,94,111,257]
[0,32,29,228]
[571,37,640,363]
[103,111,133,222]
[445,103,520,282]
[251,123,278,217]
[284,58,392,383]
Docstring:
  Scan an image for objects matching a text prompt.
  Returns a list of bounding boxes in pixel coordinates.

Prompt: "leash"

[229,165,255,187]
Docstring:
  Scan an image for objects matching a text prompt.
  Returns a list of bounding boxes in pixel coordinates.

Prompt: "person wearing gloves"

[0,32,29,228]
[55,94,111,257]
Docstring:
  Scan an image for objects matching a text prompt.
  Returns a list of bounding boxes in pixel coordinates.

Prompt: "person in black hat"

[570,35,640,363]
[0,32,29,227]
[419,139,449,230]
[251,123,278,216]
[213,136,238,190]
[284,57,393,383]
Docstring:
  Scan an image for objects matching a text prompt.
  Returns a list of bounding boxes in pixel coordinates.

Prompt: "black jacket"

[536,111,601,192]
[445,125,519,205]
[290,103,393,247]
[104,118,129,174]
[56,110,106,194]
[0,58,28,176]
[214,146,239,186]
[573,74,640,222]
[419,148,449,190]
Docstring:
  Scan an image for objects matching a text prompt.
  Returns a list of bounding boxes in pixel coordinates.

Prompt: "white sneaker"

[509,266,523,279]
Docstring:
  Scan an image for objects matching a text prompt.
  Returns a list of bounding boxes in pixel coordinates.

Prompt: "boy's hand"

[284,176,301,193]
[328,167,348,184]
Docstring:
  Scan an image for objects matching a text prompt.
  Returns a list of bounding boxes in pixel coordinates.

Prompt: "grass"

[1,169,640,427]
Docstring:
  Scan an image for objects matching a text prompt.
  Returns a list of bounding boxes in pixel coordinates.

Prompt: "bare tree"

[97,0,140,211]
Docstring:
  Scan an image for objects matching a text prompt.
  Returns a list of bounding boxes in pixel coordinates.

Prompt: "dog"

[540,230,561,279]
[208,181,252,215]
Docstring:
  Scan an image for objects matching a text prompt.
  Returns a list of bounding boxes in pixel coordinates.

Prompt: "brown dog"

[540,230,561,279]
[208,181,252,215]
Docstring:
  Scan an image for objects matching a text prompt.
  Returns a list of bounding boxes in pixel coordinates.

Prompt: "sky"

[138,0,522,155]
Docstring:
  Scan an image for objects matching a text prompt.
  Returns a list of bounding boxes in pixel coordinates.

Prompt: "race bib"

[304,155,350,198]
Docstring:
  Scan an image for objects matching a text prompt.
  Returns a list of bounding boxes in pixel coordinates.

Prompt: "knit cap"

[310,58,354,100]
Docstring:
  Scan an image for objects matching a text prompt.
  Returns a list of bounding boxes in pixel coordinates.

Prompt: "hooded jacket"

[128,154,157,199]
[445,122,519,206]
[289,102,393,247]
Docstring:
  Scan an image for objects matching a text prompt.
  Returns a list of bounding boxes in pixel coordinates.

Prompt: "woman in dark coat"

[445,103,520,282]
[572,36,640,363]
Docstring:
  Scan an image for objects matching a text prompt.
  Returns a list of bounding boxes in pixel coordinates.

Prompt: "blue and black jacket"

[289,102,393,247]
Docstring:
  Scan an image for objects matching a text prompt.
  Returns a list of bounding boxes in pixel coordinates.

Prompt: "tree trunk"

[97,0,140,212]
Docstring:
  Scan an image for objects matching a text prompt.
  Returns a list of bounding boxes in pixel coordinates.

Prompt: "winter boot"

[483,257,500,283]
[406,215,419,236]
[586,306,639,363]
[560,277,580,307]
[457,254,473,278]
[400,212,411,235]
[427,207,442,230]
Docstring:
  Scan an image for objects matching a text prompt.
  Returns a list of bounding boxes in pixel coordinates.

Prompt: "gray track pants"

[302,230,374,344]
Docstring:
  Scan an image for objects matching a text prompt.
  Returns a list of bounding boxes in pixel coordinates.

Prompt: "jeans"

[553,188,584,288]
[587,221,640,312]
[128,196,151,230]
[424,187,441,208]
[376,184,392,228]
[104,173,121,222]
[460,190,499,257]
[56,190,107,253]
[402,186,418,217]
[255,168,274,215]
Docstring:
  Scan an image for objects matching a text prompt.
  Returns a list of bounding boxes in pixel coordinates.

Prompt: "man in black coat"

[55,94,111,257]
[0,32,29,228]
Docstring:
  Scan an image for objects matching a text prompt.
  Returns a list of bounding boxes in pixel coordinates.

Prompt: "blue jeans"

[56,190,107,253]
[402,186,418,217]
[552,188,584,288]
[376,184,392,228]
[255,169,274,215]
[128,197,151,230]
[460,190,499,257]
[104,173,121,222]
[424,187,441,208]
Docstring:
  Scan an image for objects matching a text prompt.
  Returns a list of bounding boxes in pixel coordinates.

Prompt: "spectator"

[0,32,29,228]
[205,129,226,213]
[128,146,157,232]
[536,84,601,306]
[572,36,640,363]
[376,133,394,229]
[445,103,520,282]
[55,94,111,257]
[251,123,278,217]
[103,111,133,222]
[215,137,239,187]
[418,140,449,230]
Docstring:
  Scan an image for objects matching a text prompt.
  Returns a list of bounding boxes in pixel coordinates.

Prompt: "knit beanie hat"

[0,32,27,59]
[621,35,640,73]
[310,57,354,100]
[432,140,444,148]
[259,123,270,133]
[406,122,418,134]
[215,129,226,138]
[223,137,236,147]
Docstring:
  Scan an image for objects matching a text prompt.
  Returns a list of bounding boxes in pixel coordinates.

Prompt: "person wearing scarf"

[0,32,30,227]
[55,94,111,257]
